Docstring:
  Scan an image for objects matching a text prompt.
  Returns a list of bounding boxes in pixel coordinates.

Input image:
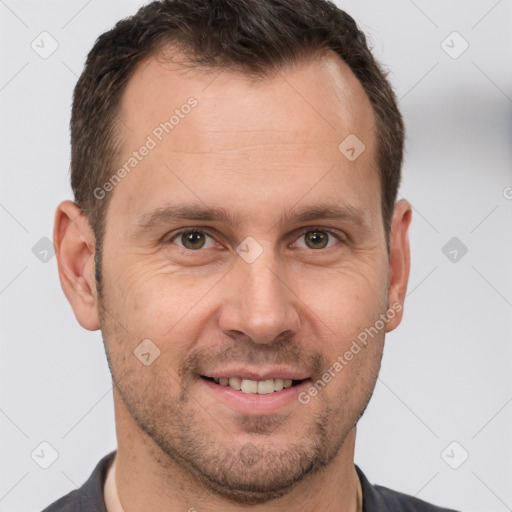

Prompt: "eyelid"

[293,225,344,239]
[167,228,217,248]
[290,226,344,248]
[168,227,211,240]
[165,226,345,250]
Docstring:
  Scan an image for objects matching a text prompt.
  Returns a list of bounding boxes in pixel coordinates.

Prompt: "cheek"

[306,278,386,406]
[104,257,224,346]
[302,264,388,339]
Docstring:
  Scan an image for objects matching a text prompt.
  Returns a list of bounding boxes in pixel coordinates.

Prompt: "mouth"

[200,375,308,394]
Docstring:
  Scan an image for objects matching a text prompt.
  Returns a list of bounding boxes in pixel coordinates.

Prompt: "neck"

[113,390,361,512]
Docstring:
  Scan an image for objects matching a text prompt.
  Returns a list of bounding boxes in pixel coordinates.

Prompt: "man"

[44,0,459,511]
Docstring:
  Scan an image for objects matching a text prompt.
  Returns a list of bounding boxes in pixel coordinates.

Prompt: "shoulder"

[371,483,461,512]
[41,491,81,512]
[356,466,461,512]
[41,451,116,512]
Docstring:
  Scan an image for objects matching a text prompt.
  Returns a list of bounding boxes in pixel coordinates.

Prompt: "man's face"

[98,51,393,502]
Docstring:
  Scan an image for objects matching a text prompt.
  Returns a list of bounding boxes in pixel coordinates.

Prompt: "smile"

[201,376,305,394]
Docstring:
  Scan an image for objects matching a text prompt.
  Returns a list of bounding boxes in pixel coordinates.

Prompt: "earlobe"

[386,199,412,332]
[53,200,100,331]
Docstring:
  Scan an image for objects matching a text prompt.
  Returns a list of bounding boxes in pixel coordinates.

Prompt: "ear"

[385,199,412,332]
[53,200,100,331]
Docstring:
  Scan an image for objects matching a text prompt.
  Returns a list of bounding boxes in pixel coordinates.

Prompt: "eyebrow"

[278,203,368,227]
[132,201,368,237]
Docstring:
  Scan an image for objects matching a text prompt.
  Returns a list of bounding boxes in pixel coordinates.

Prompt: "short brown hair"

[71,0,404,287]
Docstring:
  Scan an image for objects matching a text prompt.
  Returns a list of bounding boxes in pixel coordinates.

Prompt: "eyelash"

[167,226,344,251]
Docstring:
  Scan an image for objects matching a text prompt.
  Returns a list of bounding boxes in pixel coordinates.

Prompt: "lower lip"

[200,377,311,415]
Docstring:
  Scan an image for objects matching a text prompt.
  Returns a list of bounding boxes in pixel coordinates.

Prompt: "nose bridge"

[218,246,300,344]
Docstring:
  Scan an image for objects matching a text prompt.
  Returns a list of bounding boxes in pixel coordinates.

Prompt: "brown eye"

[295,229,339,250]
[304,230,328,249]
[171,230,216,250]
[182,232,205,249]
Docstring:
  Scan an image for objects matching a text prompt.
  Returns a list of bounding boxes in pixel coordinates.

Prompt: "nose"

[217,250,301,345]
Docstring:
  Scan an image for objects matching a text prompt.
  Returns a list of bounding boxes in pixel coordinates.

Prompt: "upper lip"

[201,366,310,381]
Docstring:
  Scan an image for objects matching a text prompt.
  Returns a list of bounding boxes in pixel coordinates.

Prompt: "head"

[54,0,411,505]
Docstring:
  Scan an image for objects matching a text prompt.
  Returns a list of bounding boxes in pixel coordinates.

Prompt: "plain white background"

[1,1,511,511]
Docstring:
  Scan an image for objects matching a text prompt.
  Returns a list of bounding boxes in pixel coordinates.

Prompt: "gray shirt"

[41,451,460,512]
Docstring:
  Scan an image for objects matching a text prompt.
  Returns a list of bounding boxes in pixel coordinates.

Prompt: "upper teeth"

[214,377,295,394]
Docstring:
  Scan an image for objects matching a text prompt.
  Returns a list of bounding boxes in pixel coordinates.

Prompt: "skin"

[54,49,412,512]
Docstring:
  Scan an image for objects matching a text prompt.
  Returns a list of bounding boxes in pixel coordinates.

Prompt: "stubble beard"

[97,274,381,505]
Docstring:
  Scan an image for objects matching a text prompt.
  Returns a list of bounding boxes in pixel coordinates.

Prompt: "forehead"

[119,48,375,141]
[110,49,379,227]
